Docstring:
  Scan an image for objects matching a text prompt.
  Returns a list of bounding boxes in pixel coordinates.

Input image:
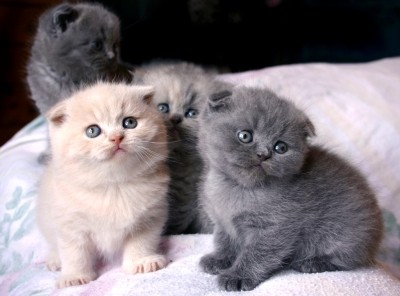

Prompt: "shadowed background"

[1,0,400,145]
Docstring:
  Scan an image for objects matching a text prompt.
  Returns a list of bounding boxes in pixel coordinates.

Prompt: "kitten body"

[134,61,226,234]
[198,87,383,291]
[36,82,169,288]
[27,2,132,115]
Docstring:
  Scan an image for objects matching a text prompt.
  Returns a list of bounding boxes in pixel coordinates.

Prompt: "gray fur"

[198,86,383,291]
[134,61,229,234]
[27,2,132,115]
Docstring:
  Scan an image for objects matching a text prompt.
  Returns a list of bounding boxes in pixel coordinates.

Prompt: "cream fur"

[36,82,170,288]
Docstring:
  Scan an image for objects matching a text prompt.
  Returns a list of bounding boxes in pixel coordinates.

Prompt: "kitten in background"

[198,87,383,291]
[27,2,132,115]
[36,82,169,288]
[134,61,229,234]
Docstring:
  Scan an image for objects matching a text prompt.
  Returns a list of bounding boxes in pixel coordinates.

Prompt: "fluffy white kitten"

[36,82,170,288]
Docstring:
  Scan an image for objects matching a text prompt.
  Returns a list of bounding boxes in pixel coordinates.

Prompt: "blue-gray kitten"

[134,61,227,234]
[27,2,132,115]
[198,87,383,291]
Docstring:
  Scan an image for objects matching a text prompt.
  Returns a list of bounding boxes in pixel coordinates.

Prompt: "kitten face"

[134,62,216,144]
[47,82,166,175]
[41,3,121,81]
[201,87,314,186]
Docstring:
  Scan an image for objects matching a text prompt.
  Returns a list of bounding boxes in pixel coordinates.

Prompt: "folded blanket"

[1,57,400,295]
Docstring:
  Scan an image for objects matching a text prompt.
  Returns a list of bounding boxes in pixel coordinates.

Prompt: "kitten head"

[200,86,315,187]
[36,3,122,82]
[46,82,167,179]
[134,61,223,145]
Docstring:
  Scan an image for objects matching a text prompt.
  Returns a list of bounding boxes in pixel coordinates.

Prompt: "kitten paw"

[57,273,96,288]
[200,254,232,275]
[46,254,61,271]
[218,273,259,292]
[291,257,340,273]
[124,255,168,274]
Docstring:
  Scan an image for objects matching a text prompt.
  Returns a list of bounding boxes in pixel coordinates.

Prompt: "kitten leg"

[56,236,97,288]
[200,227,239,275]
[122,226,167,274]
[217,230,293,291]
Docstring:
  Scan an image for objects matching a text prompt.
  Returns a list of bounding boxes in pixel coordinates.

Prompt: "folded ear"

[303,118,316,138]
[51,4,78,37]
[208,90,232,112]
[46,100,67,127]
[135,85,155,105]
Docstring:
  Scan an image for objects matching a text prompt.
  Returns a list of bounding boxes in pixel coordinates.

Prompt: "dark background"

[1,0,400,145]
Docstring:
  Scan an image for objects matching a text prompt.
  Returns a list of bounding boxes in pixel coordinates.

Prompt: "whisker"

[137,146,168,162]
[135,148,153,170]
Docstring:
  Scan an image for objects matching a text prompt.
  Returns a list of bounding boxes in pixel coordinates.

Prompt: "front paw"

[200,254,232,275]
[46,254,61,272]
[57,272,96,288]
[218,272,259,292]
[123,255,168,274]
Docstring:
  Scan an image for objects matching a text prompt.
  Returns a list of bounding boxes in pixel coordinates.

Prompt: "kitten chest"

[203,171,248,238]
[56,181,166,255]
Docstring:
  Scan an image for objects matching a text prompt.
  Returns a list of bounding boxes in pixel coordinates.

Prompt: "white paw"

[46,254,61,271]
[124,255,168,274]
[57,272,96,288]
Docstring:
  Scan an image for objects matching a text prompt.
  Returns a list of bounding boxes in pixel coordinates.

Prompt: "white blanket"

[1,57,400,295]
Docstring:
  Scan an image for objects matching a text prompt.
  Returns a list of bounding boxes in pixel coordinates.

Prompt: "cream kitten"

[36,82,170,288]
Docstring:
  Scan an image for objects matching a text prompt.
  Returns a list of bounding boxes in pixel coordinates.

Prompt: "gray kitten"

[27,2,132,115]
[198,87,383,291]
[134,61,227,234]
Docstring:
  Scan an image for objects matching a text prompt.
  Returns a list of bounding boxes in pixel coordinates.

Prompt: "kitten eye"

[185,108,198,118]
[274,141,288,154]
[86,125,101,138]
[237,130,253,144]
[157,103,169,114]
[123,117,137,129]
[91,39,103,51]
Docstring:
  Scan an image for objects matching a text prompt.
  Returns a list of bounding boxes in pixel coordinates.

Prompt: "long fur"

[198,86,383,291]
[36,82,169,288]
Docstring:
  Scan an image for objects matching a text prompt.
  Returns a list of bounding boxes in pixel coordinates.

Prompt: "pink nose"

[110,134,124,145]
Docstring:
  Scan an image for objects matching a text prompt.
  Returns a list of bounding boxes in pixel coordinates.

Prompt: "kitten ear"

[135,85,155,105]
[208,90,232,112]
[46,100,67,127]
[304,118,316,138]
[51,4,78,37]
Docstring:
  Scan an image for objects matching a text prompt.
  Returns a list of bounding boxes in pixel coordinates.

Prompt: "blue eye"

[86,125,101,138]
[237,130,253,143]
[185,108,198,118]
[157,103,169,113]
[123,117,137,129]
[274,141,288,154]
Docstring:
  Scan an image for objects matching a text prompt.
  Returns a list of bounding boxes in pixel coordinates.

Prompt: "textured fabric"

[1,57,400,295]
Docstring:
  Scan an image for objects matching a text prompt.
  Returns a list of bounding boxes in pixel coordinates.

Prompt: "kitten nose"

[107,51,115,60]
[257,152,271,162]
[110,134,124,145]
[170,114,183,126]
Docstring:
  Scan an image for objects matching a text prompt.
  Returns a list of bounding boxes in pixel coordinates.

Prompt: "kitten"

[27,2,132,115]
[198,87,383,291]
[36,82,169,288]
[134,61,227,234]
